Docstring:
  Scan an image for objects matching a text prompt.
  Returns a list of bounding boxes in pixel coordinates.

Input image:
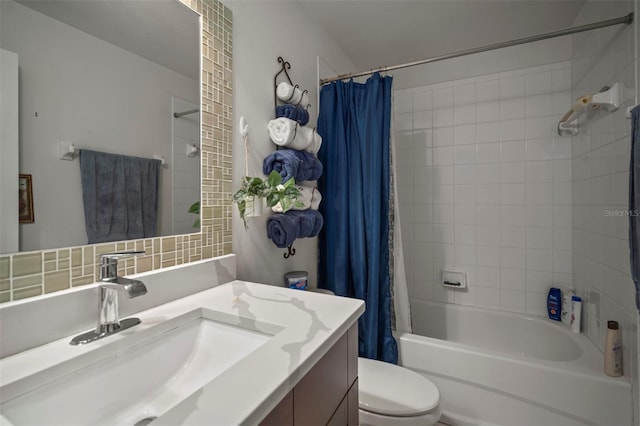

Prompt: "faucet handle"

[100,251,145,281]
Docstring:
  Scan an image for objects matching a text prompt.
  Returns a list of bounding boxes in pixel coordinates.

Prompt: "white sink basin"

[0,310,273,426]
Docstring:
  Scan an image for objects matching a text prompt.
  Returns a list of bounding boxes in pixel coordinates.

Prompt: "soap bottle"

[604,320,623,377]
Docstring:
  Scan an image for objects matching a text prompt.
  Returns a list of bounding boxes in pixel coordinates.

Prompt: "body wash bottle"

[604,320,623,377]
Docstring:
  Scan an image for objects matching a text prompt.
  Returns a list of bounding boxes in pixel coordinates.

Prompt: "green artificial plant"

[232,170,303,230]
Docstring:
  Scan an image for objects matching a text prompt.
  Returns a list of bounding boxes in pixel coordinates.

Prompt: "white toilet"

[307,288,441,425]
[358,357,441,426]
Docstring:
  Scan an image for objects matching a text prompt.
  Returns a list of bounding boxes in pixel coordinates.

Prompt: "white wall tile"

[477,142,501,163]
[476,122,500,143]
[476,101,500,122]
[526,161,553,182]
[433,146,454,166]
[501,226,526,248]
[501,141,526,162]
[477,225,501,246]
[413,91,433,111]
[477,184,500,204]
[433,107,454,127]
[525,71,552,96]
[454,104,476,125]
[395,113,413,131]
[395,93,413,114]
[454,84,476,106]
[500,97,525,120]
[454,165,477,184]
[501,183,526,204]
[500,119,525,141]
[454,124,475,145]
[433,126,454,146]
[500,76,525,99]
[475,80,500,103]
[501,289,526,313]
[477,286,501,309]
[476,164,501,183]
[453,145,477,165]
[413,110,433,129]
[433,87,454,108]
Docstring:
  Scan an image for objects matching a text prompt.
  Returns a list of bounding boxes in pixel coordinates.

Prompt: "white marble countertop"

[0,281,365,425]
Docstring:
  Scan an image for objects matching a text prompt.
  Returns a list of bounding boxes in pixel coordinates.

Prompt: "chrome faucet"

[70,251,147,345]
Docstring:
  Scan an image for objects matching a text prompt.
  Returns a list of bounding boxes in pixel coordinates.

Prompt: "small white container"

[561,287,575,326]
[570,296,582,333]
[604,320,623,376]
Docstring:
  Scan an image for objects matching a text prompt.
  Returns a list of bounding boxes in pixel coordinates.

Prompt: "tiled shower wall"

[0,0,233,303]
[394,61,573,316]
[570,0,638,404]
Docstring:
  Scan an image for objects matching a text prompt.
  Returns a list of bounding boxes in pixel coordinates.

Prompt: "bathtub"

[397,300,633,426]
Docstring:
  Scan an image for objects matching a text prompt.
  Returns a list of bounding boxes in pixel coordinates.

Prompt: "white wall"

[394,59,573,316]
[0,49,19,254]
[231,0,356,287]
[569,0,639,422]
[0,0,198,251]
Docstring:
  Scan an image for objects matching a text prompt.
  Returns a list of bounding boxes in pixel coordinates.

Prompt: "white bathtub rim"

[395,330,626,387]
[404,300,621,380]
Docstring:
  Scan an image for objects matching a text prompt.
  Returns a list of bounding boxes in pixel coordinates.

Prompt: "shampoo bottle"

[547,287,562,321]
[604,320,623,377]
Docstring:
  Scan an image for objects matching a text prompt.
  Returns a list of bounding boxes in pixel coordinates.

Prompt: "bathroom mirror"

[0,0,201,254]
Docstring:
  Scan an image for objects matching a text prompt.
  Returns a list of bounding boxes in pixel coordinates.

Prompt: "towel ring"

[297,89,309,106]
[285,84,300,103]
[284,245,296,258]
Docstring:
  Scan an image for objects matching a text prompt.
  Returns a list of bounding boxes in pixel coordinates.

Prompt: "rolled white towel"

[276,82,309,106]
[310,187,322,210]
[308,131,322,155]
[268,118,318,153]
[272,185,322,212]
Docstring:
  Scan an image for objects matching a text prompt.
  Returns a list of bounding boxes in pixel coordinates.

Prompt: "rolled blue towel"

[276,104,309,126]
[263,149,323,183]
[267,210,324,248]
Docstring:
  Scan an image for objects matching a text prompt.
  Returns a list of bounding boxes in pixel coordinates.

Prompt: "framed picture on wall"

[19,174,34,223]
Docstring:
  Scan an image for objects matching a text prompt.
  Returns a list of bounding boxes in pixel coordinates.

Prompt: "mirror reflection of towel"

[79,149,161,244]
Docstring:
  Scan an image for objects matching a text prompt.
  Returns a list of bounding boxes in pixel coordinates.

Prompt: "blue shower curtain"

[317,73,398,364]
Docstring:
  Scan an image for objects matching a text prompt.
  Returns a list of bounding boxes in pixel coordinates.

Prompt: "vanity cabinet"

[260,323,358,426]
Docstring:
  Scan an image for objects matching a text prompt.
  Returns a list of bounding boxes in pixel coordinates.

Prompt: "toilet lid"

[358,357,439,417]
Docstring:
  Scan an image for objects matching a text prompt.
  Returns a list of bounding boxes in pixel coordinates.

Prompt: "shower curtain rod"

[320,12,634,85]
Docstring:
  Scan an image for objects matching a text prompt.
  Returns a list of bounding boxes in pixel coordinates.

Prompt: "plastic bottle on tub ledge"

[547,287,562,321]
[570,295,582,333]
[604,320,623,377]
[561,287,575,326]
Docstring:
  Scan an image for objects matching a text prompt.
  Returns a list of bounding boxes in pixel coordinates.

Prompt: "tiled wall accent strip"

[0,0,233,304]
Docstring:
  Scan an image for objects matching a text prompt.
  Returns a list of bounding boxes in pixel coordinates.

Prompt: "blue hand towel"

[276,104,310,126]
[266,210,324,248]
[263,149,323,183]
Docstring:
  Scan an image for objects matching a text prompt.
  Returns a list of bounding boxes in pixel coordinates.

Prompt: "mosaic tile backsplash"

[0,0,233,304]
